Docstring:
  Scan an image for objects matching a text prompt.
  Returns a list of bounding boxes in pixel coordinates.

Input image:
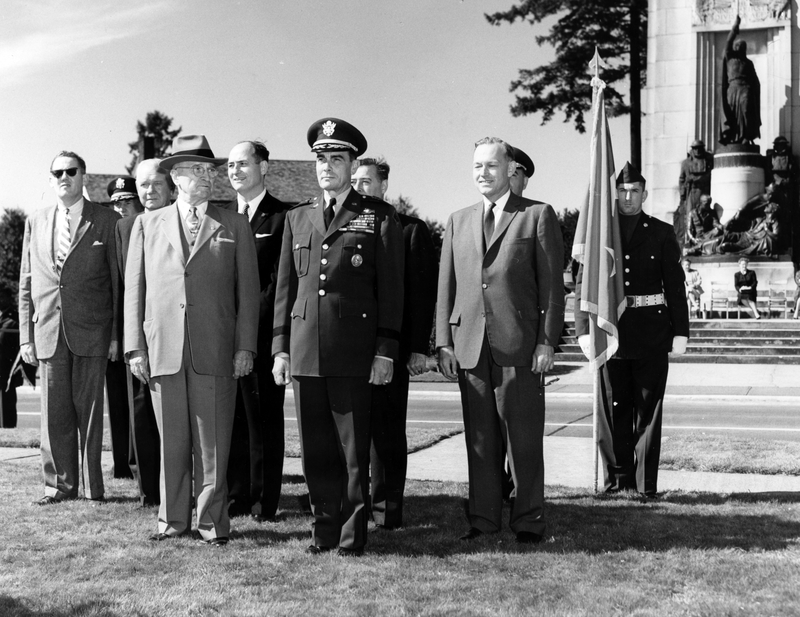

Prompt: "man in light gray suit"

[437,137,564,544]
[19,150,121,504]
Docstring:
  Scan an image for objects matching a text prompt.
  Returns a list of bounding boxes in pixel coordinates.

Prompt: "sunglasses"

[51,167,79,179]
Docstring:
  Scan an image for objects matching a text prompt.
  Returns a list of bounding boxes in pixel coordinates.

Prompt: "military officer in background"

[509,147,535,197]
[575,162,689,497]
[272,118,404,556]
[351,157,438,530]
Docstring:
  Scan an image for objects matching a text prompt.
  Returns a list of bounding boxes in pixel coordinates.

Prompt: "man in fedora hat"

[272,118,404,556]
[124,135,259,545]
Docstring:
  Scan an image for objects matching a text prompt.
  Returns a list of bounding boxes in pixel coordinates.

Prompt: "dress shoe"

[305,544,333,555]
[459,527,484,541]
[149,533,174,542]
[33,495,60,506]
[516,531,543,545]
[252,513,276,523]
[337,547,364,557]
[206,537,229,547]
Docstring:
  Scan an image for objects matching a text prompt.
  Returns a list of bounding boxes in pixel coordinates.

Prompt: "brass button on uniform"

[321,258,328,265]
[319,289,326,296]
[320,274,326,281]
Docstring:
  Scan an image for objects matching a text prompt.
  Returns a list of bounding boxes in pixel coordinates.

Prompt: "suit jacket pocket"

[449,310,461,327]
[292,234,311,277]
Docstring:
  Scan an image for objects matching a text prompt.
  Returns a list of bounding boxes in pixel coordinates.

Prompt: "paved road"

[13,385,800,441]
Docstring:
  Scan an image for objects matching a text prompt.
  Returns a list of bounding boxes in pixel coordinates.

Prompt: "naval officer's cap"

[307,118,367,157]
[107,176,137,201]
[510,147,535,178]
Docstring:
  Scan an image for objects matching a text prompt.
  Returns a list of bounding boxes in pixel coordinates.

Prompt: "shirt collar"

[176,198,208,218]
[324,186,352,208]
[58,197,84,216]
[483,189,511,212]
[237,188,266,212]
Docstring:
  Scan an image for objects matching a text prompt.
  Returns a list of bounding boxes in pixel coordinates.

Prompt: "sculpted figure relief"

[719,15,761,146]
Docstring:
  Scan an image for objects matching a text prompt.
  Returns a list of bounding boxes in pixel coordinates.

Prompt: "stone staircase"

[557,318,800,364]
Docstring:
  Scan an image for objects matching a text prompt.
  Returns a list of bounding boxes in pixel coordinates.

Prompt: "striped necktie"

[187,206,200,238]
[56,207,70,271]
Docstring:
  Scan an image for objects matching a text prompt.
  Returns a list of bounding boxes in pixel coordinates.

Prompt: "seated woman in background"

[734,257,760,319]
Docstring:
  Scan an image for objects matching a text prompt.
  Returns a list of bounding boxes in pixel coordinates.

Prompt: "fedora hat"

[160,134,227,170]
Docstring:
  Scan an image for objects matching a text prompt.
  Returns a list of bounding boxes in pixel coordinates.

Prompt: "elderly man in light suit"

[437,137,564,545]
[125,135,259,546]
[19,150,121,504]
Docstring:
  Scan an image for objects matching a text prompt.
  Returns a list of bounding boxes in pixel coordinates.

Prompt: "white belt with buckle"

[626,293,665,308]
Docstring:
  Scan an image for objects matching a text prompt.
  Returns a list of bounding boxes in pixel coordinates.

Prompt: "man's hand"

[671,336,688,355]
[129,350,150,384]
[437,346,459,381]
[406,352,428,377]
[577,335,591,359]
[233,350,255,379]
[20,342,38,367]
[369,356,394,385]
[108,340,120,362]
[532,344,555,374]
[272,355,291,386]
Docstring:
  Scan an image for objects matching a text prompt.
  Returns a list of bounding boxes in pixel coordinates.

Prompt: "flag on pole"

[571,54,626,370]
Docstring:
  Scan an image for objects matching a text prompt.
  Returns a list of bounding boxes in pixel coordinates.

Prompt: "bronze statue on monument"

[719,15,761,146]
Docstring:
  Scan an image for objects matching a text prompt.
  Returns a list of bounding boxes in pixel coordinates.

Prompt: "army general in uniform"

[272,118,404,556]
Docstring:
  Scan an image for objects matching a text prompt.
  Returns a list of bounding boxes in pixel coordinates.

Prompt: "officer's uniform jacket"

[576,212,689,359]
[272,189,404,376]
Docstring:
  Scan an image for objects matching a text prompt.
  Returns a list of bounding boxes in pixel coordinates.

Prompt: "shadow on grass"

[0,595,119,617]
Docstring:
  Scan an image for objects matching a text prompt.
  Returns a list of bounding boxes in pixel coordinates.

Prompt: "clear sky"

[0,0,630,224]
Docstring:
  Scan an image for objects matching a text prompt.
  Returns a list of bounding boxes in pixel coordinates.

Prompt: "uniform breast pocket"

[340,237,371,274]
[292,234,311,277]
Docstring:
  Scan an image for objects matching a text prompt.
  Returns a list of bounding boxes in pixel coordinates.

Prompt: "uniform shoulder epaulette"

[291,197,315,209]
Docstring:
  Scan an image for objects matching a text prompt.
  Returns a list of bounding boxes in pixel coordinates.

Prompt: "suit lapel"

[250,193,272,234]
[45,206,57,267]
[189,204,222,262]
[160,205,186,267]
[69,201,93,258]
[487,192,521,252]
[472,201,484,256]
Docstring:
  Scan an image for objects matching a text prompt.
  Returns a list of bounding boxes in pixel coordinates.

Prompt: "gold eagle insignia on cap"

[115,178,126,189]
[322,121,336,137]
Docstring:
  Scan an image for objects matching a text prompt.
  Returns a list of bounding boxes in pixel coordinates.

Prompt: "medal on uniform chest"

[351,254,363,267]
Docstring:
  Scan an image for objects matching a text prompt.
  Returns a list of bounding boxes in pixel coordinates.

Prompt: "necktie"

[187,206,200,238]
[56,207,70,271]
[324,198,336,230]
[484,202,496,251]
[242,202,250,219]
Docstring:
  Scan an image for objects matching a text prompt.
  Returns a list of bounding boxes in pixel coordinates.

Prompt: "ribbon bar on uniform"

[625,293,665,308]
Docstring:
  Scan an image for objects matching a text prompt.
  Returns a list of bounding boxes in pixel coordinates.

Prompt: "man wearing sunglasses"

[124,135,259,546]
[19,151,122,505]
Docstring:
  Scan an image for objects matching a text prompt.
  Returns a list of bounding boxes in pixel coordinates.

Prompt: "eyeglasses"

[174,164,219,178]
[51,168,79,178]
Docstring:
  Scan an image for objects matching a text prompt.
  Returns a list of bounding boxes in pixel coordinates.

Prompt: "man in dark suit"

[115,159,173,506]
[105,176,142,480]
[225,140,292,522]
[437,137,564,544]
[351,157,437,530]
[272,118,404,556]
[19,150,121,504]
[125,135,259,545]
[575,162,689,497]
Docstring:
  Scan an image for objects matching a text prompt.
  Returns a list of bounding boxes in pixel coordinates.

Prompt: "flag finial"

[589,47,609,89]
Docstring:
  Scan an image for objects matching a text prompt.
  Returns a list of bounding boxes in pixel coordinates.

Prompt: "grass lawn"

[661,435,800,476]
[1,456,799,616]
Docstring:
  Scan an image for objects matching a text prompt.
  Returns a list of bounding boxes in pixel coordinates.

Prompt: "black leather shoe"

[337,547,364,557]
[207,537,228,547]
[305,544,333,555]
[459,527,484,541]
[33,496,60,506]
[516,531,543,545]
[149,532,173,542]
[252,513,276,523]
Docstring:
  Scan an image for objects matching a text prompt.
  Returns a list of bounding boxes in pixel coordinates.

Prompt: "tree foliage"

[485,1,647,136]
[0,209,26,314]
[126,110,182,174]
